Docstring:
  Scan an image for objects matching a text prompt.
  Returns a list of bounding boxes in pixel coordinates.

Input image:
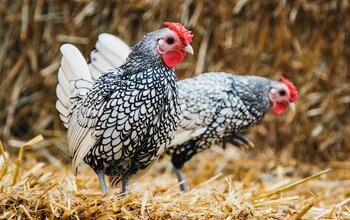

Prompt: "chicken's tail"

[88,33,130,83]
[56,44,93,127]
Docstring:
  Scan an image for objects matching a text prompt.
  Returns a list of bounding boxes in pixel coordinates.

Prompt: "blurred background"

[0,0,349,165]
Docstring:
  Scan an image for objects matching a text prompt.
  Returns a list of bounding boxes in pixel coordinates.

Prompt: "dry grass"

[1,137,350,219]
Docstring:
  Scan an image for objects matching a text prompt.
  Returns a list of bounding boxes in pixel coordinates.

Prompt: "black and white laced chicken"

[55,22,193,195]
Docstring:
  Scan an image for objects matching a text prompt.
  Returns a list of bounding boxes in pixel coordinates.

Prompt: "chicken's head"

[156,22,194,68]
[269,77,298,115]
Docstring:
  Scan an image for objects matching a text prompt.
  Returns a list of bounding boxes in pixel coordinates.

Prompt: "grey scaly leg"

[97,172,108,194]
[122,176,129,197]
[175,168,188,192]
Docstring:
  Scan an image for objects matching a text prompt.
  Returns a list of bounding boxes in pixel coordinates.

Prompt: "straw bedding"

[1,137,350,219]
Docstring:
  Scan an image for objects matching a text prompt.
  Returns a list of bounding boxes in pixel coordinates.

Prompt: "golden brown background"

[0,0,349,163]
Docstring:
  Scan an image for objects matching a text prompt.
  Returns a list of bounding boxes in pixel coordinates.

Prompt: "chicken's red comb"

[280,76,298,102]
[163,22,193,45]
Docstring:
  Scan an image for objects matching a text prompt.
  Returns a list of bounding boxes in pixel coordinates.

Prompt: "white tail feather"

[88,33,131,82]
[60,45,92,82]
[89,64,103,82]
[59,114,69,128]
[70,128,96,176]
[57,69,70,96]
[56,44,93,124]
[96,33,130,65]
[55,100,69,118]
[56,85,70,107]
[90,51,115,72]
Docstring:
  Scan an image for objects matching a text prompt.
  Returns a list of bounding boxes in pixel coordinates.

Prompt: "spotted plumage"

[82,65,179,188]
[56,23,193,195]
[167,72,297,191]
[168,73,274,168]
[82,33,297,192]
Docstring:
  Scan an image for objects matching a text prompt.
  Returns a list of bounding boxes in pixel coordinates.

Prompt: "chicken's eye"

[279,90,286,96]
[166,37,174,45]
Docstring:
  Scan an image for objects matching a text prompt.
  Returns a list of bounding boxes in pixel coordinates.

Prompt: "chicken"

[168,72,298,191]
[85,33,297,192]
[55,22,193,195]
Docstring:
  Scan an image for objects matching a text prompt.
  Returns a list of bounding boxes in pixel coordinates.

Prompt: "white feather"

[55,100,69,117]
[58,69,70,96]
[88,33,131,81]
[56,44,92,116]
[68,120,89,157]
[89,64,103,82]
[90,51,115,72]
[60,44,92,83]
[70,128,96,175]
[96,33,130,66]
[59,115,69,128]
[56,85,70,107]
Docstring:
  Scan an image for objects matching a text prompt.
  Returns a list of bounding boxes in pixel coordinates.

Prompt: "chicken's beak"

[183,44,194,55]
[288,102,296,111]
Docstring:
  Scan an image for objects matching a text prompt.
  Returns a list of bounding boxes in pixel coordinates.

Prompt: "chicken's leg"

[122,176,129,197]
[97,172,108,194]
[175,168,188,192]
